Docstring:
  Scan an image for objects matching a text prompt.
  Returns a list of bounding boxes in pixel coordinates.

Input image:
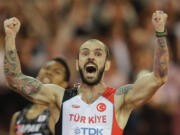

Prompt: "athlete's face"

[37,60,68,88]
[77,40,110,85]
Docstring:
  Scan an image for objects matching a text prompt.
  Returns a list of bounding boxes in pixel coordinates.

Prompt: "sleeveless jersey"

[55,87,123,135]
[15,105,53,135]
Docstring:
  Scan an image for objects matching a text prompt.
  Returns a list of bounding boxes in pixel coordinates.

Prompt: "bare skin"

[9,61,68,135]
[4,10,168,132]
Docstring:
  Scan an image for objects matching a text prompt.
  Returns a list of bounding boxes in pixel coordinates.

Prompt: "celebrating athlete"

[4,10,169,135]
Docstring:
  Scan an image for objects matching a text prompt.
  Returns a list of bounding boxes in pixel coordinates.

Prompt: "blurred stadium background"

[0,0,180,135]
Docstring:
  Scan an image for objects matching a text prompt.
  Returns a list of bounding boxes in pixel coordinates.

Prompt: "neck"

[78,82,107,104]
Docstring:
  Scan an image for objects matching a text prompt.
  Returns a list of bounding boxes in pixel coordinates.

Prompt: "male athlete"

[4,10,169,135]
[9,58,70,135]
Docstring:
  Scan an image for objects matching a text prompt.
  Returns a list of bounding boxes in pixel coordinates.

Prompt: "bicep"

[124,72,162,109]
[114,77,159,129]
[8,74,47,104]
[6,73,43,96]
[8,73,64,105]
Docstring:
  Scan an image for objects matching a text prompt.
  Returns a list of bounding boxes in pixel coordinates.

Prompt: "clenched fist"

[4,17,21,37]
[152,10,168,32]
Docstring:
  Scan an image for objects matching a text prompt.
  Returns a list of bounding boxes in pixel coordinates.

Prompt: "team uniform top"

[55,87,123,135]
[15,105,53,135]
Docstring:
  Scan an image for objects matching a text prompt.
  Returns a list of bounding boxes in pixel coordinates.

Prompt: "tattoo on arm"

[4,49,42,95]
[153,37,169,78]
[115,84,133,95]
[4,50,20,74]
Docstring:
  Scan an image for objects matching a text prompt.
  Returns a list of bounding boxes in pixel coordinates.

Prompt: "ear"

[76,59,79,71]
[105,60,110,71]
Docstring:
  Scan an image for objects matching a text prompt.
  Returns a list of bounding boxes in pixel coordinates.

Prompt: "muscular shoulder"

[114,84,133,110]
[115,84,133,95]
[33,84,65,108]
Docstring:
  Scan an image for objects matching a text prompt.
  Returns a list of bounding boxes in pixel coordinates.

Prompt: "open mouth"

[86,65,97,73]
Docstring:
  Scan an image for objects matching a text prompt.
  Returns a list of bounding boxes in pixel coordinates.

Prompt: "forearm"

[4,35,21,74]
[129,37,169,107]
[153,36,169,82]
[4,35,42,95]
[4,34,22,88]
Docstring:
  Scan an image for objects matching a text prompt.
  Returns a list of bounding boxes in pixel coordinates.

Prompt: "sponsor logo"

[74,127,103,135]
[16,124,41,133]
[74,127,81,134]
[96,103,106,112]
[72,105,80,108]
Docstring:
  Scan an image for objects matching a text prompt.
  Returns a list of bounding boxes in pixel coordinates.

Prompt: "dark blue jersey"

[15,105,53,135]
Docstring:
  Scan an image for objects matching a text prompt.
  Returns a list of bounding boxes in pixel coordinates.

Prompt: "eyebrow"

[95,48,103,51]
[80,48,104,52]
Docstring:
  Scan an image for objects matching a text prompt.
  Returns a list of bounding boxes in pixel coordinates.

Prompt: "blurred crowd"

[0,0,180,135]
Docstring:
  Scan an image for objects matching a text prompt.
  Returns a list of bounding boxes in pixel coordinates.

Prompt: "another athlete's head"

[37,58,70,88]
[76,39,110,86]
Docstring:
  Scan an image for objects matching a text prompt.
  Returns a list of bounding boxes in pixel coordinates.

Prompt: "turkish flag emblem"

[96,103,106,112]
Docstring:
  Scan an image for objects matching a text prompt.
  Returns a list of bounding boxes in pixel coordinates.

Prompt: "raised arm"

[4,17,64,106]
[115,11,169,129]
[131,11,168,105]
[124,11,168,108]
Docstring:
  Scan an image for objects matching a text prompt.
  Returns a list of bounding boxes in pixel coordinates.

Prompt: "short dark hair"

[52,58,70,82]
